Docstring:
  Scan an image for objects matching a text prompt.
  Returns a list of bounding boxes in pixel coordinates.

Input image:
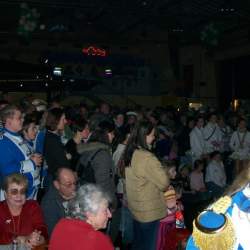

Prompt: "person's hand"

[30,153,43,166]
[66,153,72,160]
[15,236,26,245]
[25,230,44,248]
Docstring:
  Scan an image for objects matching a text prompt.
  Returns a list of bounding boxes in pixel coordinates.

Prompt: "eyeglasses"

[59,181,78,188]
[8,188,26,196]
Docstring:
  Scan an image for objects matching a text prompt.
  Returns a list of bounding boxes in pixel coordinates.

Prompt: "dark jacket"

[77,142,116,207]
[41,185,68,237]
[65,138,80,171]
[44,131,70,176]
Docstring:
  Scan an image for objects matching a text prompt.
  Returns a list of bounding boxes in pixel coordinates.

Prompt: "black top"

[44,131,70,176]
[65,138,80,171]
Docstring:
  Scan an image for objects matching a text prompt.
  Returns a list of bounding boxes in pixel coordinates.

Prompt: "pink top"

[190,171,205,192]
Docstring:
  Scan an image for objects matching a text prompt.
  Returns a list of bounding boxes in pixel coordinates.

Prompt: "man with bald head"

[41,167,77,236]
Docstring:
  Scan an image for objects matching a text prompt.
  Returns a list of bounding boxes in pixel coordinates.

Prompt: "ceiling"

[0,0,249,44]
[1,0,250,93]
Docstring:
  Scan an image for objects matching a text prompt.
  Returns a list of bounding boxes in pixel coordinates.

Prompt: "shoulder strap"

[88,148,104,163]
[204,126,216,141]
[76,148,104,177]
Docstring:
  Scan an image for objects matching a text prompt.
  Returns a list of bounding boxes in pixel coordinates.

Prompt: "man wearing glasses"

[41,168,77,236]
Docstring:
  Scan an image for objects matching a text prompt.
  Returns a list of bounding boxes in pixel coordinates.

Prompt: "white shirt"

[205,160,226,187]
[203,122,222,153]
[190,126,205,159]
[230,130,250,153]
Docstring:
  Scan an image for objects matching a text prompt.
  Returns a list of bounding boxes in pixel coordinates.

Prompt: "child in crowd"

[156,188,189,250]
[162,160,177,184]
[205,151,227,198]
[156,160,189,250]
[175,164,191,192]
[190,160,206,193]
[190,160,212,201]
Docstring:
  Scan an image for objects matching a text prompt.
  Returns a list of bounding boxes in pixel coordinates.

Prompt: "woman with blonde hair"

[0,173,47,248]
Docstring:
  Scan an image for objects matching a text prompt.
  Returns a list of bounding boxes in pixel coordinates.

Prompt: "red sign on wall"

[82,46,106,57]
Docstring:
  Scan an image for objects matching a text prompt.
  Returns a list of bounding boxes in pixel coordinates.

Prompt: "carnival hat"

[193,210,235,250]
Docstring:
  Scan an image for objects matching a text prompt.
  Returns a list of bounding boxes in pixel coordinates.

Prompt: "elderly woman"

[0,173,48,248]
[49,184,113,250]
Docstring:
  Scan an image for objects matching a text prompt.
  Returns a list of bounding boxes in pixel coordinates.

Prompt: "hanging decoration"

[17,2,40,38]
[200,23,220,46]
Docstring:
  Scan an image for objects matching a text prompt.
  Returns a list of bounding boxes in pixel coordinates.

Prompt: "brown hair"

[22,113,36,133]
[3,173,28,191]
[45,108,64,131]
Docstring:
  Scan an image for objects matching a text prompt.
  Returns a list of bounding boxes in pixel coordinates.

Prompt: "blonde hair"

[226,161,250,196]
[3,173,28,191]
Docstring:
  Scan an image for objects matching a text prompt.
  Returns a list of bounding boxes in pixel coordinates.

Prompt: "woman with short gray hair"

[49,184,113,250]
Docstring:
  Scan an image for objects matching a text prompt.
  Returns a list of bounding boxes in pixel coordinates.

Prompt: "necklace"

[10,214,21,238]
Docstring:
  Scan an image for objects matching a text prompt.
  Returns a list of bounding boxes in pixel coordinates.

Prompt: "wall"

[179,45,217,99]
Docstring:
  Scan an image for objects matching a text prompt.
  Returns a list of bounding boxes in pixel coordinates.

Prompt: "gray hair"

[67,184,111,220]
[0,104,20,124]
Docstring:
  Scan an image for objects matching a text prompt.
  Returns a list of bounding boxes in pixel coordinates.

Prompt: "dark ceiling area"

[0,0,249,44]
[0,0,250,93]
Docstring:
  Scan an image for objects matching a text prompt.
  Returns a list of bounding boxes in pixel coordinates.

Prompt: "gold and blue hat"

[192,196,236,250]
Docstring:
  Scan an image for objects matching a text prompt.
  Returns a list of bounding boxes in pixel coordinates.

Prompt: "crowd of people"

[0,96,250,250]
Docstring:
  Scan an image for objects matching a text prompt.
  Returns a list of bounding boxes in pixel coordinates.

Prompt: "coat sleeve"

[41,196,62,237]
[0,141,35,177]
[143,153,169,191]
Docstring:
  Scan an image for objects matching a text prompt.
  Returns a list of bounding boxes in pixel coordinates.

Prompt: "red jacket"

[0,200,48,244]
[49,218,114,250]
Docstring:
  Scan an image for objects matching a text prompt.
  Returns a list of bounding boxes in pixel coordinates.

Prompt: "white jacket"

[230,130,250,160]
[205,160,226,187]
[203,122,222,153]
[190,126,205,160]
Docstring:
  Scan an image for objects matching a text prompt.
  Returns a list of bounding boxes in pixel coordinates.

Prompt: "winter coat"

[125,149,169,223]
[77,142,116,207]
[41,185,68,237]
